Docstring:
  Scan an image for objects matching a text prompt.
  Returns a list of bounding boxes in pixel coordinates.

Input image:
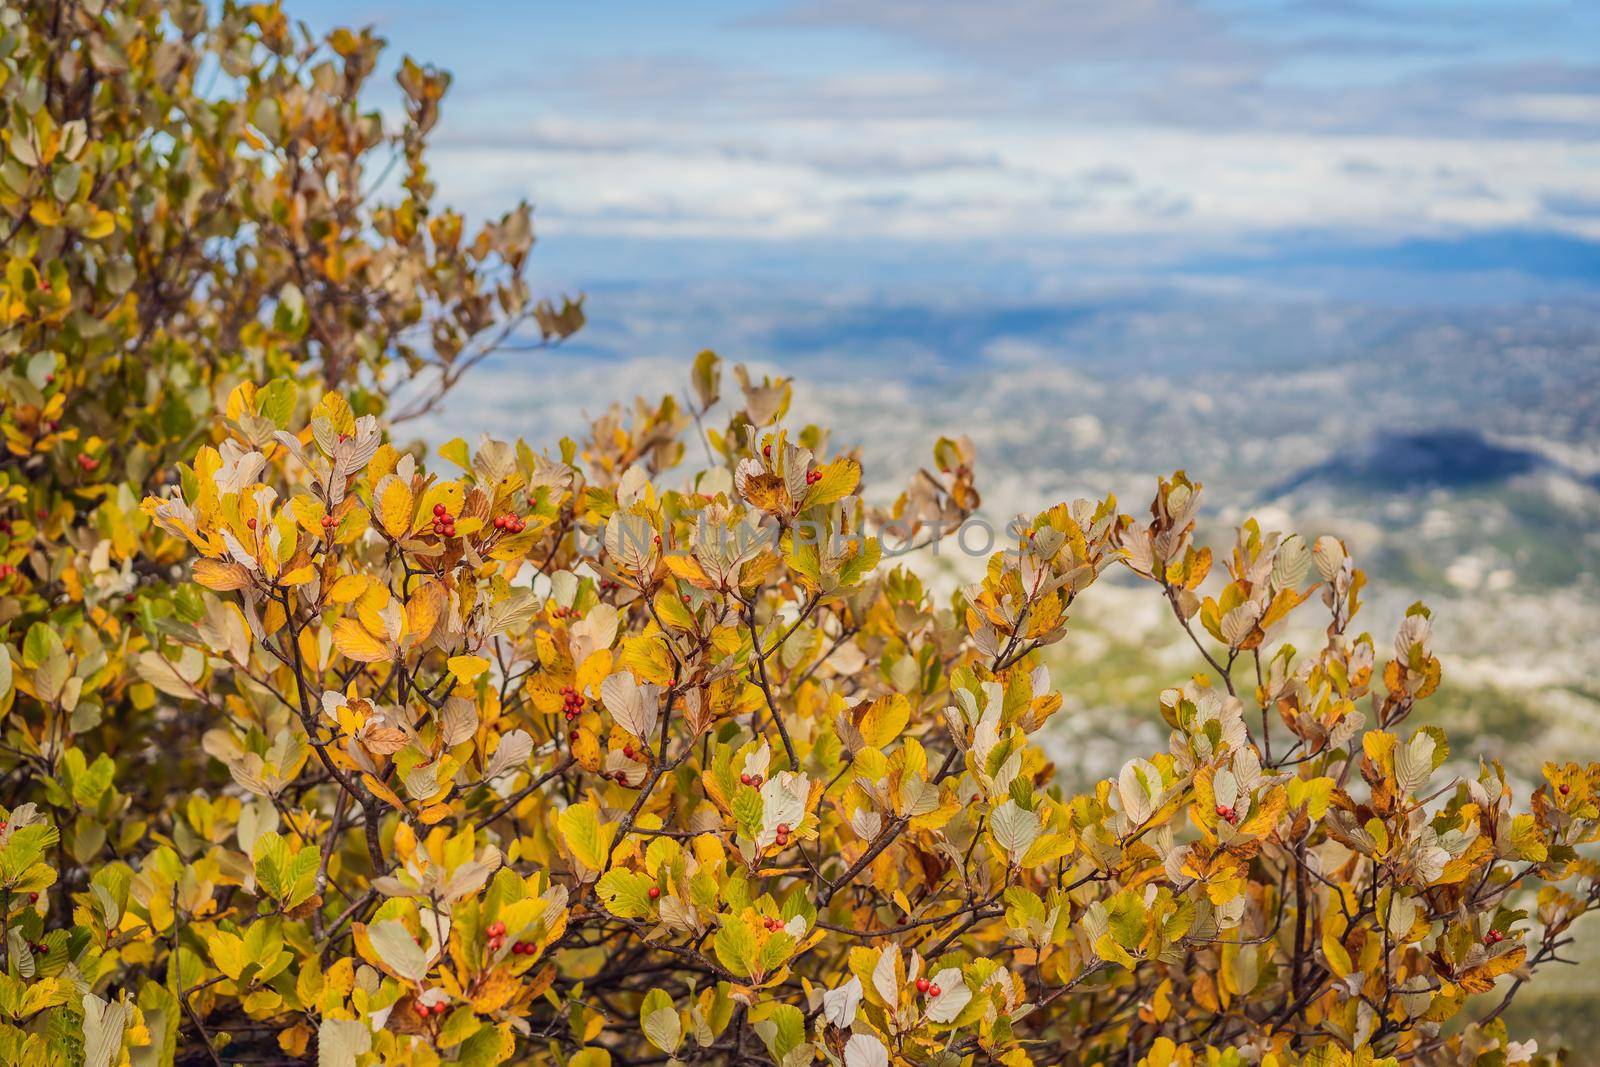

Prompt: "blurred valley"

[422,287,1600,782]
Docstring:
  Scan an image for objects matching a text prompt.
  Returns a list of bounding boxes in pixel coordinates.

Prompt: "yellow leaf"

[362,773,408,811]
[418,803,453,825]
[333,618,390,663]
[856,694,909,751]
[469,969,521,1014]
[377,476,414,538]
[280,564,317,586]
[803,458,860,509]
[405,581,446,645]
[84,209,116,239]
[448,655,491,684]
[662,555,711,588]
[575,649,614,696]
[369,443,401,482]
[572,726,602,773]
[328,574,368,604]
[193,559,252,591]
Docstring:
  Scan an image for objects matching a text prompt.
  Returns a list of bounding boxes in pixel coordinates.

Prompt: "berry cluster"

[321,513,337,531]
[773,821,791,847]
[1215,804,1238,825]
[1483,929,1506,946]
[804,468,822,486]
[739,772,764,788]
[484,916,535,955]
[560,685,583,721]
[762,916,784,932]
[414,999,447,1019]
[492,513,526,534]
[914,977,943,997]
[430,503,456,538]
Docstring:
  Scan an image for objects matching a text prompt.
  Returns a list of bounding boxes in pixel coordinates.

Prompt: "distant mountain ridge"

[1266,428,1555,498]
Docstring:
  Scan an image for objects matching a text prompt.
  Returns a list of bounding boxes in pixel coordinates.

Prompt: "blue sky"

[300,0,1600,295]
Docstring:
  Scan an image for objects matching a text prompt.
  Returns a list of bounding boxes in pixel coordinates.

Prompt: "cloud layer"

[313,0,1600,263]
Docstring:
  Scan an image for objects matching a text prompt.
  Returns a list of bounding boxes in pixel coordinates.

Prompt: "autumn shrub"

[4,4,1600,1067]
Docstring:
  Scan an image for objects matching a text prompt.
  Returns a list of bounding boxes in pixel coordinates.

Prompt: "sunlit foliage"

[2,4,1597,1067]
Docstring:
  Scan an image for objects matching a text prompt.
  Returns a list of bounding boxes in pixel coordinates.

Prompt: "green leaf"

[255,832,290,897]
[0,823,59,884]
[596,869,654,919]
[640,988,681,1054]
[713,918,757,979]
[557,802,614,873]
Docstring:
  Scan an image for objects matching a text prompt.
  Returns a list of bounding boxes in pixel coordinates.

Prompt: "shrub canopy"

[2,4,1597,1067]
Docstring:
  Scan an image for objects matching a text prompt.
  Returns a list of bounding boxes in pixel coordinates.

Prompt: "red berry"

[246,517,257,530]
[487,921,505,938]
[929,984,942,998]
[775,823,790,835]
[648,886,661,900]
[28,893,38,904]
[77,454,99,470]
[623,745,635,760]
[740,773,752,786]
[652,533,662,547]
[915,977,930,993]
[415,1002,430,1017]
[34,943,46,956]
[434,503,447,517]
[1560,784,1571,795]
[762,444,771,458]
[322,514,335,528]
[681,593,691,603]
